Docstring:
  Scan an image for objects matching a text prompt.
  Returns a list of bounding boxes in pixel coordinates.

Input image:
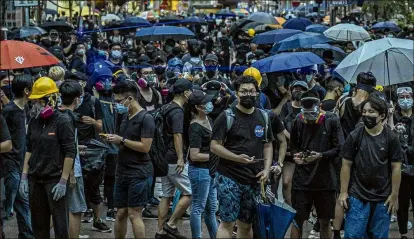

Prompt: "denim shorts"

[161,164,192,198]
[217,174,259,224]
[114,176,153,208]
[67,177,87,213]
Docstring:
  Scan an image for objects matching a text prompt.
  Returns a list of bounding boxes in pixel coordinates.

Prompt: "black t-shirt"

[75,93,103,145]
[321,99,337,112]
[117,110,155,179]
[341,126,403,202]
[0,116,11,178]
[1,102,26,172]
[69,56,86,73]
[340,98,362,139]
[310,84,327,100]
[189,119,213,169]
[279,102,301,122]
[211,107,274,185]
[164,102,185,164]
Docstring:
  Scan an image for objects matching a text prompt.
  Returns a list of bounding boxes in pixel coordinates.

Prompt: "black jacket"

[27,110,76,183]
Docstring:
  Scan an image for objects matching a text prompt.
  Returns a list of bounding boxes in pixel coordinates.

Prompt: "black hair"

[360,93,388,120]
[113,80,139,99]
[12,74,33,98]
[234,75,259,92]
[139,63,154,73]
[326,77,345,92]
[59,80,82,106]
[98,42,109,50]
[357,72,377,86]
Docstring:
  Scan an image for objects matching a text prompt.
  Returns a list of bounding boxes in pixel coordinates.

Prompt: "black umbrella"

[229,19,253,36]
[9,26,47,39]
[41,21,74,32]
[241,22,264,31]
[158,15,181,25]
[248,12,278,25]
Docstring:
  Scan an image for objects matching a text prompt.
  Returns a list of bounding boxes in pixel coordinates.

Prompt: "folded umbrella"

[283,17,313,31]
[372,21,401,32]
[135,26,195,41]
[305,24,329,34]
[252,52,325,73]
[9,26,47,39]
[324,23,370,42]
[334,38,414,86]
[252,29,302,45]
[248,12,279,25]
[273,32,331,52]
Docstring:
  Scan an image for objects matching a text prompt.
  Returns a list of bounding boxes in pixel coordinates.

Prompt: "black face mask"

[239,95,256,109]
[206,70,215,78]
[154,66,166,75]
[292,91,302,101]
[41,39,52,47]
[362,115,379,129]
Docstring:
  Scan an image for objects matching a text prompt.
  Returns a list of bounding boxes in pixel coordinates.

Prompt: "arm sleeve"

[170,110,184,134]
[211,112,227,141]
[58,116,76,159]
[266,116,275,143]
[94,98,103,120]
[189,124,202,149]
[340,134,356,162]
[140,114,155,138]
[271,113,285,135]
[321,118,345,158]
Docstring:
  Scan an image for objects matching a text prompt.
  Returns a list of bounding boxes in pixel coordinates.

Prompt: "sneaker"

[232,226,237,237]
[408,221,413,230]
[143,208,158,220]
[82,209,93,223]
[105,209,116,222]
[79,235,90,239]
[391,215,398,222]
[163,223,186,239]
[308,230,320,239]
[92,219,112,233]
[148,197,160,206]
[155,232,176,239]
[181,212,190,220]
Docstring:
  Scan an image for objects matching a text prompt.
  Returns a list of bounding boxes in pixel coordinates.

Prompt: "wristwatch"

[121,137,126,146]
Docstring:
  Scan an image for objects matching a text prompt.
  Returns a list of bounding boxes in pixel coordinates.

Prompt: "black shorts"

[292,190,336,222]
[114,176,153,208]
[83,169,105,205]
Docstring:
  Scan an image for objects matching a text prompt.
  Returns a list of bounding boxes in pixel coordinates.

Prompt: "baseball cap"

[154,54,167,63]
[204,54,218,62]
[188,90,214,105]
[171,78,193,94]
[137,55,151,64]
[291,80,309,91]
[145,44,156,53]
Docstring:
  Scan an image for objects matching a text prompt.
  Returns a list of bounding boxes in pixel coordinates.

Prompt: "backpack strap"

[91,96,96,119]
[259,92,267,110]
[258,108,269,142]
[224,108,235,132]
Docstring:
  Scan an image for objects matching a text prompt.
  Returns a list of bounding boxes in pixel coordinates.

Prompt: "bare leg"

[128,207,145,238]
[167,195,191,227]
[69,212,81,239]
[236,220,252,239]
[157,197,172,233]
[320,219,332,239]
[114,208,128,239]
[282,162,295,205]
[91,203,102,221]
[216,221,235,239]
[291,221,303,239]
[333,198,344,230]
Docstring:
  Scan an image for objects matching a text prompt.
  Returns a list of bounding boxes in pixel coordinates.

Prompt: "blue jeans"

[188,166,218,239]
[344,196,391,239]
[4,169,33,238]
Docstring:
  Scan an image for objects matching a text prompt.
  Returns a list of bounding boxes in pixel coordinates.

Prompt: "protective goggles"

[397,87,413,95]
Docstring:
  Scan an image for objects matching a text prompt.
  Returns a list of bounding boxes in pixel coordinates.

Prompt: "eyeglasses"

[204,61,218,67]
[238,90,258,96]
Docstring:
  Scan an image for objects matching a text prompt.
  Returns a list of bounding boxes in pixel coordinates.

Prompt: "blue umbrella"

[180,17,207,25]
[122,16,151,27]
[216,9,236,18]
[309,43,346,61]
[305,24,329,34]
[252,29,302,45]
[283,17,313,31]
[372,21,401,32]
[273,32,331,52]
[248,12,279,25]
[135,26,195,41]
[252,52,325,73]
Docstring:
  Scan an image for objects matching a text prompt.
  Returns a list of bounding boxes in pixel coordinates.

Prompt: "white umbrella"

[324,23,371,42]
[102,14,121,23]
[334,38,414,86]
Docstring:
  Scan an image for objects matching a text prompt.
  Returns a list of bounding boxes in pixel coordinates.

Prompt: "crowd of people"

[0,12,414,239]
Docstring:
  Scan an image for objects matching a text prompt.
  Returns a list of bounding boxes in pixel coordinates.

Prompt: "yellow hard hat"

[243,67,262,86]
[248,28,255,37]
[29,77,59,100]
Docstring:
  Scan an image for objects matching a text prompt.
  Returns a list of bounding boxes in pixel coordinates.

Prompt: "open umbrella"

[0,40,60,70]
[40,21,74,32]
[305,24,329,34]
[180,17,207,25]
[324,23,371,42]
[216,9,236,18]
[252,52,325,73]
[229,19,253,36]
[272,32,331,52]
[308,44,346,61]
[102,14,121,23]
[122,16,151,27]
[283,17,313,31]
[233,8,250,17]
[135,26,195,42]
[252,29,302,45]
[158,15,181,24]
[9,26,47,39]
[248,12,279,25]
[372,21,401,33]
[242,22,264,31]
[334,38,414,86]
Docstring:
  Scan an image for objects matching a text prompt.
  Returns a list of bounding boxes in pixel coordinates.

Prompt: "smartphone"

[99,133,108,138]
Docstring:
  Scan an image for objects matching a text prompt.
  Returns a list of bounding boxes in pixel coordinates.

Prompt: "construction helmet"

[29,77,58,100]
[243,67,262,87]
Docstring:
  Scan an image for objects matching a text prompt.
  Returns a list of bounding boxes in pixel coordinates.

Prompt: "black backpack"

[149,103,183,177]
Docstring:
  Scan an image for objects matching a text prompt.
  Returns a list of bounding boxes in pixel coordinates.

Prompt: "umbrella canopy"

[309,44,346,61]
[233,8,250,17]
[229,19,253,36]
[334,38,414,85]
[40,21,74,32]
[102,14,121,23]
[276,17,286,25]
[305,24,329,34]
[273,32,331,52]
[215,9,236,18]
[252,52,325,73]
[324,23,371,42]
[248,12,279,25]
[9,26,47,39]
[254,24,282,34]
[305,12,324,18]
[122,16,151,27]
[135,26,195,41]
[283,17,313,31]
[0,40,60,70]
[252,29,302,45]
[180,17,207,25]
[372,21,401,32]
[158,15,181,24]
[242,22,264,31]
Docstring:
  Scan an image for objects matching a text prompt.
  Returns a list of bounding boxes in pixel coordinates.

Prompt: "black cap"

[204,54,218,62]
[171,78,193,94]
[137,55,151,64]
[188,90,214,105]
[145,44,156,53]
[154,54,167,63]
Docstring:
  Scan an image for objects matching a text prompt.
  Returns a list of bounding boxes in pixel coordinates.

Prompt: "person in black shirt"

[69,42,87,74]
[187,90,217,239]
[0,109,12,239]
[211,76,274,238]
[1,74,33,238]
[157,79,193,239]
[136,64,162,112]
[20,77,76,239]
[339,94,402,239]
[298,66,326,101]
[107,81,155,239]
[290,91,345,239]
[321,77,345,113]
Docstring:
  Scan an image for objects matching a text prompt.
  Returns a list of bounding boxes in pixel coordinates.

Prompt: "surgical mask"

[76,96,84,109]
[399,98,413,110]
[115,103,128,114]
[239,95,256,109]
[76,49,85,56]
[204,102,214,114]
[362,115,379,129]
[98,50,106,56]
[87,44,91,50]
[111,50,122,59]
[305,74,313,82]
[85,24,89,29]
